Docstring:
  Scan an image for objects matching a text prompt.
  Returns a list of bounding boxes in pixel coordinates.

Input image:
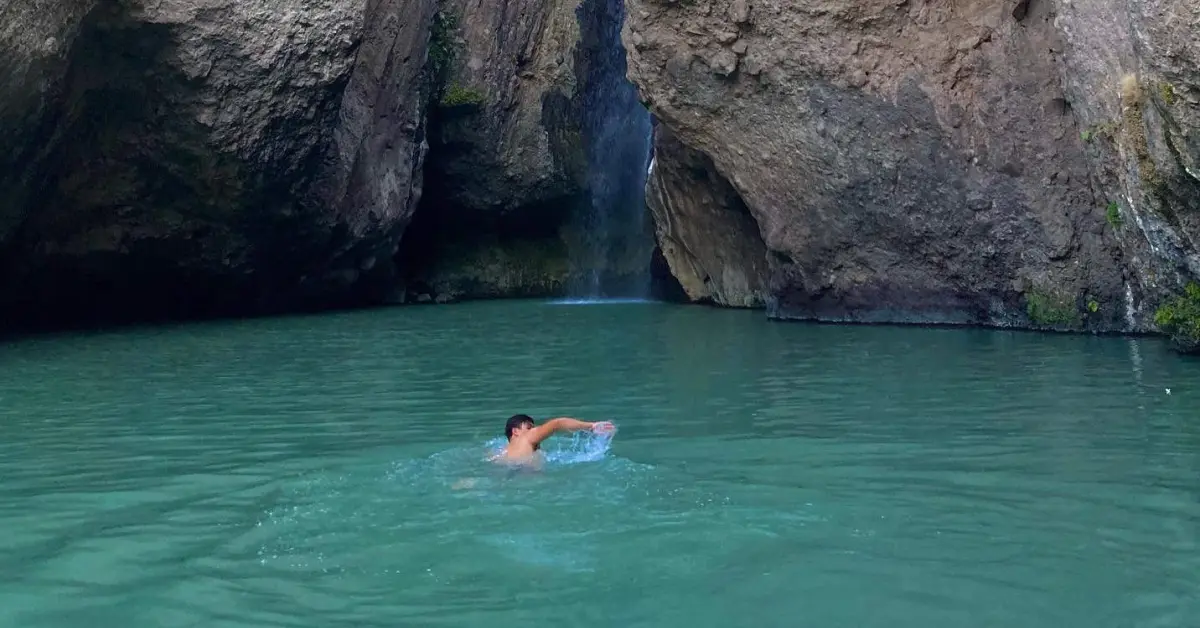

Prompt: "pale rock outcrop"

[646,125,768,307]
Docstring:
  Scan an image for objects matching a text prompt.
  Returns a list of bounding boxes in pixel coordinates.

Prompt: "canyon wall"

[625,0,1199,344]
[0,0,436,327]
[1054,0,1200,349]
[3,0,1198,350]
[0,0,646,321]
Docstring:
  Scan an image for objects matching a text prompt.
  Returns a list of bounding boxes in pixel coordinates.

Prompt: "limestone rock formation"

[646,125,767,307]
[0,0,435,327]
[6,0,1195,347]
[0,0,98,249]
[624,0,1197,332]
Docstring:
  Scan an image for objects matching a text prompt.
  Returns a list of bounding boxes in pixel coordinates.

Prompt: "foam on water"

[547,298,654,306]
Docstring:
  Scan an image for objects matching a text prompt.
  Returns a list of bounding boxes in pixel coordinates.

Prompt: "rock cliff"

[3,0,1198,350]
[395,0,586,301]
[625,0,1198,338]
[1,0,653,323]
[0,0,435,327]
[1053,0,1200,349]
[400,0,654,302]
[0,0,96,250]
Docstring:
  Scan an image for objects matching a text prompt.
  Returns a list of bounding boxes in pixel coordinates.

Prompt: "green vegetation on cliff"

[1158,82,1176,106]
[440,84,485,107]
[1026,289,1081,328]
[428,10,458,81]
[426,9,486,110]
[1154,283,1200,353]
[1106,201,1123,229]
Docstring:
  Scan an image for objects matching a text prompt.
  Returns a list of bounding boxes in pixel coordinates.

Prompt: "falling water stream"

[570,0,655,301]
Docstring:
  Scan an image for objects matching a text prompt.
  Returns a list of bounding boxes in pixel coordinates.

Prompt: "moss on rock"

[1158,82,1176,106]
[1105,201,1123,229]
[1154,282,1200,354]
[1025,288,1081,328]
[440,84,486,107]
[428,9,459,82]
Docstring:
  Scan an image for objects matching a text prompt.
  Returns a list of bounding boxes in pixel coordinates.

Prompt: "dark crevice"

[1012,0,1032,22]
[649,244,688,302]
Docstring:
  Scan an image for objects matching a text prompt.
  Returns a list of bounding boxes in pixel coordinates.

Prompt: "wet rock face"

[1053,0,1200,329]
[0,0,98,248]
[0,0,435,328]
[623,0,1145,330]
[0,0,647,322]
[4,0,1193,340]
[421,0,588,216]
[403,0,655,302]
[399,0,589,302]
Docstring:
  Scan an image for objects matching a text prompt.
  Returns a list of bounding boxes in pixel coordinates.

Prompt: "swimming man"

[496,414,615,464]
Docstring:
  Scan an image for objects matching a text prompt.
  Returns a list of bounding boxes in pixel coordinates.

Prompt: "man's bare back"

[495,414,615,464]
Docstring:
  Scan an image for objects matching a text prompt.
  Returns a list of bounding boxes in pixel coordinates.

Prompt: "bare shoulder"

[501,438,535,458]
[492,439,543,468]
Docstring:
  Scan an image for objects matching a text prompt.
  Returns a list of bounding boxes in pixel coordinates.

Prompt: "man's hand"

[591,421,616,434]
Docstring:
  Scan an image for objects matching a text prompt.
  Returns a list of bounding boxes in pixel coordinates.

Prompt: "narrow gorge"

[2,0,1198,351]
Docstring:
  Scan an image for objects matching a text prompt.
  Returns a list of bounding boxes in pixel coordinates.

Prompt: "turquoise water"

[1,301,1197,627]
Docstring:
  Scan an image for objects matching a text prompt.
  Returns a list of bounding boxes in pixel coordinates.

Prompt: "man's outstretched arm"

[527,418,614,446]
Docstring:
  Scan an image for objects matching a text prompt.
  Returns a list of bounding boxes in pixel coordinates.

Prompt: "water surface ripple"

[1,301,1197,627]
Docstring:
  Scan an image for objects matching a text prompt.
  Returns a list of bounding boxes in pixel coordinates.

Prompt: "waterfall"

[569,0,654,300]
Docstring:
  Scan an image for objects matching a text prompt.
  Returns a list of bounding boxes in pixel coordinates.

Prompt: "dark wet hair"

[505,414,535,440]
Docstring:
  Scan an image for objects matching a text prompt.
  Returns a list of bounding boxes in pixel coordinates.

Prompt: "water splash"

[483,429,616,465]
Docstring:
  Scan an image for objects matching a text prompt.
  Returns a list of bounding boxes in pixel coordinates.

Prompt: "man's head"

[505,414,535,440]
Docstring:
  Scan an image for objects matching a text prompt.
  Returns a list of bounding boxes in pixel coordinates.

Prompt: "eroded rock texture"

[646,125,768,307]
[402,0,654,302]
[624,0,1195,332]
[1054,0,1200,340]
[0,0,435,327]
[0,0,98,249]
[397,0,587,301]
[423,0,586,216]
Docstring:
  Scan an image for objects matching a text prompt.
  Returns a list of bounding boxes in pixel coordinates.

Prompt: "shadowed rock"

[0,0,435,328]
